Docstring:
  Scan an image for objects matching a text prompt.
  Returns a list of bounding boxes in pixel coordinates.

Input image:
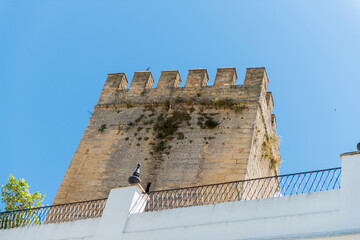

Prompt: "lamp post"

[128,163,141,184]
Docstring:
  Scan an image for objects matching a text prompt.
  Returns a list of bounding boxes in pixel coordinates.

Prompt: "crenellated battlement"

[214,67,237,88]
[98,67,272,109]
[129,71,155,91]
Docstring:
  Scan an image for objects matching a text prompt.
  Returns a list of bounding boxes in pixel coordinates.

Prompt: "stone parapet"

[98,67,268,107]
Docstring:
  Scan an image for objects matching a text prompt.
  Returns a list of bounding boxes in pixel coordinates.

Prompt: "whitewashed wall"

[0,218,99,240]
[1,152,360,240]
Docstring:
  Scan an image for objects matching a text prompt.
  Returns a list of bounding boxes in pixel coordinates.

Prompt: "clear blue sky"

[1,0,359,206]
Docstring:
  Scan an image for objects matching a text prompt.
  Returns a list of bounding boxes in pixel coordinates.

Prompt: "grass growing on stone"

[234,103,246,113]
[199,98,247,113]
[212,98,235,109]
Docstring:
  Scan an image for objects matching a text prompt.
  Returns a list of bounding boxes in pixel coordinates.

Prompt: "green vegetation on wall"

[262,134,281,169]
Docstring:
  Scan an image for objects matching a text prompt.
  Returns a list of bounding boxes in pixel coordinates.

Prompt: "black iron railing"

[135,167,341,212]
[0,198,107,230]
[0,167,342,229]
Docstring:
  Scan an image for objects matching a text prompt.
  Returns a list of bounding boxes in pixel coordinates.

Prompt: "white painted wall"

[1,152,360,240]
[124,190,342,240]
[0,218,99,240]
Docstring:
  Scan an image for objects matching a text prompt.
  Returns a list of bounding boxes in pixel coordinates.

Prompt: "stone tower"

[54,67,281,204]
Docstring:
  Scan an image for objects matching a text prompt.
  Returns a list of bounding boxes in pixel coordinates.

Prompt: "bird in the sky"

[146,67,150,71]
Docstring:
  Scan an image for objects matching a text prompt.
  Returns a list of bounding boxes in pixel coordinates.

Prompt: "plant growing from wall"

[204,118,219,129]
[262,133,281,169]
[126,98,133,108]
[98,124,107,132]
[197,113,219,129]
[151,108,191,156]
[234,103,246,113]
[120,102,224,159]
[212,98,235,109]
[200,98,247,113]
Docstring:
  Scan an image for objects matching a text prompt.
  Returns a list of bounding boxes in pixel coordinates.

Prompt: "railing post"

[93,184,145,240]
[339,151,360,228]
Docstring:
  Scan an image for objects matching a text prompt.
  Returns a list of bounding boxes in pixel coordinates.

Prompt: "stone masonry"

[54,67,281,204]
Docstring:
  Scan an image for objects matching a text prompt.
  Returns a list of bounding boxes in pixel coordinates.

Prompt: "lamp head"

[128,163,141,185]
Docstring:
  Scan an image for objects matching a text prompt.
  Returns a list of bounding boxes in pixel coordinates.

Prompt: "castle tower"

[54,67,281,204]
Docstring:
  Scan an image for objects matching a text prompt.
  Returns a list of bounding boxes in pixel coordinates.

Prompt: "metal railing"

[0,167,342,229]
[0,198,107,230]
[134,167,341,212]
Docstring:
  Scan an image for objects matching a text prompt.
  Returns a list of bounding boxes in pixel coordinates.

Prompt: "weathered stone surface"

[214,67,237,88]
[185,69,209,88]
[53,67,281,204]
[157,70,182,89]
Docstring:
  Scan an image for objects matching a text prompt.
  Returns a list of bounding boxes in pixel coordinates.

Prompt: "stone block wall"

[54,67,281,204]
